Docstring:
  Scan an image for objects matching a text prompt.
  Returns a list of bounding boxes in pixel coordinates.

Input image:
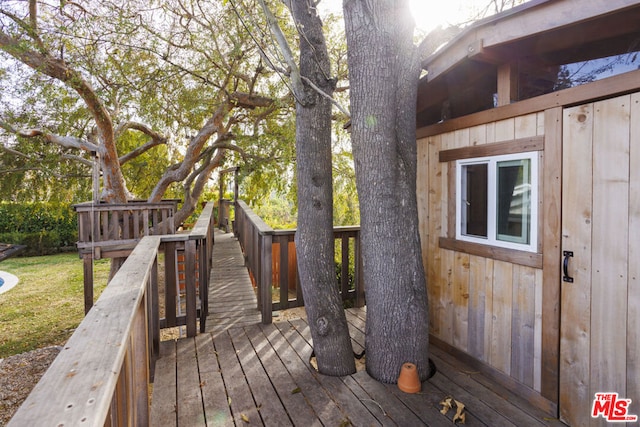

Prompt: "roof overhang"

[421,0,640,83]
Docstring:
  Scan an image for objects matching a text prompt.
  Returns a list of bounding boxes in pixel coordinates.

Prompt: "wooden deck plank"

[248,324,321,427]
[282,319,395,425]
[430,345,563,425]
[229,327,293,426]
[213,331,263,426]
[339,375,392,425]
[194,334,233,426]
[383,379,465,427]
[150,340,177,426]
[350,371,428,426]
[274,319,383,426]
[272,320,351,426]
[343,309,366,353]
[429,370,512,426]
[176,338,206,426]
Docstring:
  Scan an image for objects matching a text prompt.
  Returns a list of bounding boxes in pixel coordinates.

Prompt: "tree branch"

[115,121,168,164]
[61,153,93,167]
[1,120,102,153]
[230,91,274,109]
[300,75,350,118]
[256,0,307,103]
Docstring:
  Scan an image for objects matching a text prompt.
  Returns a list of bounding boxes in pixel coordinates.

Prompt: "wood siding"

[560,93,640,426]
[419,90,640,423]
[418,112,549,394]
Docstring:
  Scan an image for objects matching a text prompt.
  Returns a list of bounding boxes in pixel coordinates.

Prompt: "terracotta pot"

[397,362,421,393]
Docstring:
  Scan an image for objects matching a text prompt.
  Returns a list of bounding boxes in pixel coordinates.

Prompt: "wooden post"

[185,239,197,337]
[218,173,225,228]
[279,237,289,310]
[92,151,100,203]
[198,240,208,333]
[164,242,177,327]
[341,234,349,300]
[132,299,150,425]
[260,233,273,324]
[355,230,365,308]
[82,254,94,314]
[497,63,518,106]
[233,167,239,203]
[149,256,159,377]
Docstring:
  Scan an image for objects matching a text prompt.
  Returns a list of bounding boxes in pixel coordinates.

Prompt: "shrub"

[0,202,77,255]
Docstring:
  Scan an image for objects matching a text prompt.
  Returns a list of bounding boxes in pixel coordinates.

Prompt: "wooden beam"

[497,63,518,106]
[540,107,562,405]
[439,136,544,162]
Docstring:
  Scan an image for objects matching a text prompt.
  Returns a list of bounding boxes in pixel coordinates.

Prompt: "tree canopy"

[0,0,305,225]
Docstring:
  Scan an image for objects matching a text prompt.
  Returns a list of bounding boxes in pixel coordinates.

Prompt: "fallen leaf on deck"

[439,396,453,415]
[453,399,466,424]
[228,397,232,406]
[291,387,301,394]
[240,413,250,423]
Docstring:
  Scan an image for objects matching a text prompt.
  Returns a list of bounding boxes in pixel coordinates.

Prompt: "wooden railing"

[160,202,214,336]
[74,200,178,252]
[234,200,364,324]
[74,200,179,313]
[8,203,215,426]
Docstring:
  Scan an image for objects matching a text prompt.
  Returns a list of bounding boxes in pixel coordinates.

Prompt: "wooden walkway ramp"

[206,230,261,334]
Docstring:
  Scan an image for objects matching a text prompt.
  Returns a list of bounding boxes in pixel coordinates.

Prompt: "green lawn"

[0,253,110,358]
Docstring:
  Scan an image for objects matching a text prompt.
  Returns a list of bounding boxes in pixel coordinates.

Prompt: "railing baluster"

[185,239,197,337]
[341,233,350,300]
[279,236,289,310]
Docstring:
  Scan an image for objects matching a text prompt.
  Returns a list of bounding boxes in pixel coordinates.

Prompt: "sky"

[318,0,489,33]
[408,0,486,32]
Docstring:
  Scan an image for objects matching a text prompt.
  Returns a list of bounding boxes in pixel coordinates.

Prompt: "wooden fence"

[234,200,364,324]
[8,203,215,426]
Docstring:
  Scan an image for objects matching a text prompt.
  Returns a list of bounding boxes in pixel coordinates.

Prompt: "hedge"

[0,202,78,256]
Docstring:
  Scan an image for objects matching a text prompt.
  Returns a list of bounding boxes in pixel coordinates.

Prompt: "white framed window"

[456,152,538,252]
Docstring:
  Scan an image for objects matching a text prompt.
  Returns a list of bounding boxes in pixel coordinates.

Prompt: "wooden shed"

[415,0,640,425]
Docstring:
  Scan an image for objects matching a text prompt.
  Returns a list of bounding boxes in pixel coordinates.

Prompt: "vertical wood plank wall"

[417,112,547,393]
[628,92,640,418]
[560,93,640,426]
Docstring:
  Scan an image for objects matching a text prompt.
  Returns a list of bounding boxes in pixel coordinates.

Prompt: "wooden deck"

[150,231,566,426]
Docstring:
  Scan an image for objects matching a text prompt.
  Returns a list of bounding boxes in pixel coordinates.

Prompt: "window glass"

[496,159,531,244]
[456,153,537,252]
[461,163,488,238]
[518,50,640,100]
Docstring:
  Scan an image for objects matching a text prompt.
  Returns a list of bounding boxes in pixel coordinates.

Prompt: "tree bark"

[343,0,430,383]
[289,0,356,376]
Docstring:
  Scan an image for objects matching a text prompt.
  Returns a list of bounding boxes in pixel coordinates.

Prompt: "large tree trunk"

[290,0,356,376]
[343,0,430,383]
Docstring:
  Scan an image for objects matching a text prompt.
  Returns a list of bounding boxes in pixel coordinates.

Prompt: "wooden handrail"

[8,202,216,426]
[233,200,364,324]
[8,235,161,426]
